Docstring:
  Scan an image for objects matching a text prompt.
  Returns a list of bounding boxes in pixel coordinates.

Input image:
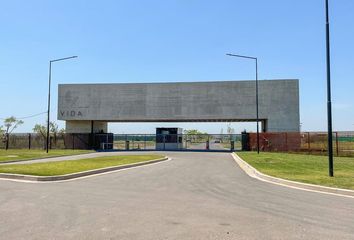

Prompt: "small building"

[156,128,183,150]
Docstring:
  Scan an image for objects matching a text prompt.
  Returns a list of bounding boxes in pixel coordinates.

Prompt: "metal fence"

[1,132,354,157]
[0,133,241,151]
[248,131,354,157]
[0,133,88,150]
[113,134,241,151]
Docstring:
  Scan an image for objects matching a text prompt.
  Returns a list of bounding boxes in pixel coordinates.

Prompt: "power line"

[0,111,47,120]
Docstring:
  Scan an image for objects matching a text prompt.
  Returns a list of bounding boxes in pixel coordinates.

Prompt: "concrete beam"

[58,80,300,133]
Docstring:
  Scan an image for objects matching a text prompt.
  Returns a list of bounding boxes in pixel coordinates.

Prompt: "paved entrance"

[0,152,353,239]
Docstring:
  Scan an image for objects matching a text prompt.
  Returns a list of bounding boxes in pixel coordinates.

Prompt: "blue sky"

[1,0,353,133]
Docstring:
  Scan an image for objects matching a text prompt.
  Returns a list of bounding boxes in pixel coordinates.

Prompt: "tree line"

[1,116,65,146]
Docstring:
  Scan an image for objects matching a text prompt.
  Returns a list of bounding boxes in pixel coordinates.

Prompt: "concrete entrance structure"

[58,80,300,133]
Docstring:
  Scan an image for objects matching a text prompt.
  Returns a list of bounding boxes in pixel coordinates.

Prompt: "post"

[226,53,260,154]
[335,132,339,156]
[72,134,75,150]
[46,55,77,153]
[163,134,166,150]
[106,134,108,150]
[90,120,94,149]
[307,132,311,153]
[206,135,210,150]
[5,133,9,150]
[185,134,188,149]
[230,140,235,152]
[46,61,52,153]
[125,140,129,150]
[256,58,260,154]
[285,132,288,152]
[28,133,31,150]
[325,0,334,177]
[144,134,147,150]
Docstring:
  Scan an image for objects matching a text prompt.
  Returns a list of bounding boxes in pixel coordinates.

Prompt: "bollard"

[5,133,9,150]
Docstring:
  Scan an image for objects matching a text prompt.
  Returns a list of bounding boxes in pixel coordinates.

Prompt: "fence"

[1,132,354,157]
[113,134,241,151]
[248,131,354,157]
[0,133,240,151]
[0,133,89,150]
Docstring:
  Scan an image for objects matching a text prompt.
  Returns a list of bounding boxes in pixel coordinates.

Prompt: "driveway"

[0,151,353,239]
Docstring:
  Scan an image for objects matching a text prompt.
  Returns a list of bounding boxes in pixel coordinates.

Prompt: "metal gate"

[113,134,241,152]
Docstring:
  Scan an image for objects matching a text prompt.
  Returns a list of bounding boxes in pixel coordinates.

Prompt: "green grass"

[237,152,354,190]
[0,149,95,163]
[0,154,164,176]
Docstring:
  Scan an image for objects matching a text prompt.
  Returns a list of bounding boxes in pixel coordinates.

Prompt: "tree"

[0,125,4,147]
[49,122,59,143]
[33,124,47,149]
[33,122,64,149]
[33,124,47,139]
[2,117,24,150]
[183,129,208,142]
[0,125,4,136]
[226,123,235,135]
[183,129,207,135]
[3,116,24,135]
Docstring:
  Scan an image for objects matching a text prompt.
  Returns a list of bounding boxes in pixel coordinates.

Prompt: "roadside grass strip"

[0,149,95,163]
[237,152,354,190]
[0,155,164,176]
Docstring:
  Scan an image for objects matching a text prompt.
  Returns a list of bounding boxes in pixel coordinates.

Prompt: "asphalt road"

[187,142,228,150]
[0,151,353,240]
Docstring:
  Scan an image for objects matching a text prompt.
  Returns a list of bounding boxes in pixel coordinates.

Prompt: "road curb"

[0,157,169,182]
[231,153,354,198]
[0,152,97,164]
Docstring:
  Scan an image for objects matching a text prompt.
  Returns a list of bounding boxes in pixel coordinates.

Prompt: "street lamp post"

[325,0,334,177]
[46,56,78,153]
[226,53,260,154]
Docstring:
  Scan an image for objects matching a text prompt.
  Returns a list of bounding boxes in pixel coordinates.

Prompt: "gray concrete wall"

[58,80,300,133]
[65,121,107,134]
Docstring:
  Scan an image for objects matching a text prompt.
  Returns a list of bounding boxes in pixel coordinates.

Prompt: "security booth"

[156,128,183,150]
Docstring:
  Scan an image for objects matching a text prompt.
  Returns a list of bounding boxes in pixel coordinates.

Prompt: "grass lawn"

[0,154,164,176]
[237,152,354,190]
[0,149,95,163]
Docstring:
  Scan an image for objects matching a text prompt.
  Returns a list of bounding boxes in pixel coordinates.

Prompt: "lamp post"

[325,0,334,177]
[46,56,78,153]
[226,53,260,154]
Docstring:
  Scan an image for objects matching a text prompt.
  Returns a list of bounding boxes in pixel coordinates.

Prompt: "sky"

[0,0,353,134]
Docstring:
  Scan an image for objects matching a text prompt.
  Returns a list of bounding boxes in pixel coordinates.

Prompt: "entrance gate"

[113,134,241,152]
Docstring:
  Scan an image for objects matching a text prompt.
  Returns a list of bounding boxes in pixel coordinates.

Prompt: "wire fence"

[248,131,354,157]
[1,132,354,157]
[0,133,88,150]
